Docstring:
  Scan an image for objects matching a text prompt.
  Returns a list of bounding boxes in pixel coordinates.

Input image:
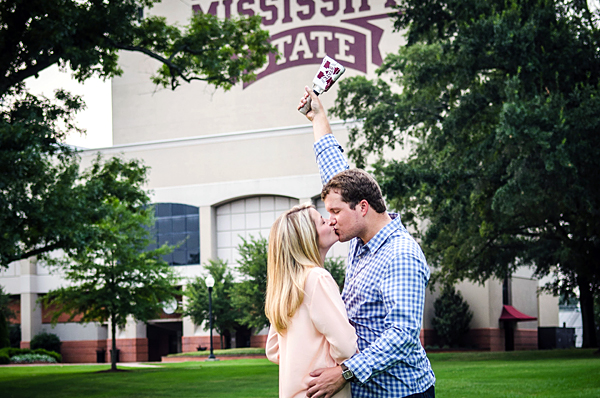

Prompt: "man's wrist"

[340,363,356,382]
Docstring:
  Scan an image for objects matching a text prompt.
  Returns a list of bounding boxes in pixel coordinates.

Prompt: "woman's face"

[309,208,339,253]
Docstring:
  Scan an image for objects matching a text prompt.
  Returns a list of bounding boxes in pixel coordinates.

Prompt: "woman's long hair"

[265,203,323,334]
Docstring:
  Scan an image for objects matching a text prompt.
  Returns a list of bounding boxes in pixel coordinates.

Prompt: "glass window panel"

[186,205,198,215]
[172,217,186,233]
[172,250,187,266]
[186,215,199,232]
[188,250,200,265]
[157,203,172,218]
[172,233,188,248]
[186,232,200,251]
[162,252,173,264]
[157,218,172,234]
[158,234,172,247]
[172,204,187,216]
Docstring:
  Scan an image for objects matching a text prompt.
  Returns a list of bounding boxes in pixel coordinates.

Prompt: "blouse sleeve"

[309,270,358,364]
[265,325,280,364]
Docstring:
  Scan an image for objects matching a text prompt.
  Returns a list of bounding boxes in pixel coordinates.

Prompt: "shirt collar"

[356,213,403,255]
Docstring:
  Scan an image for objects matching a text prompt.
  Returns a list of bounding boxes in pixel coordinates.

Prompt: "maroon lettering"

[192,2,219,15]
[224,0,233,19]
[297,0,315,20]
[260,0,278,25]
[320,0,339,17]
[245,26,367,88]
[342,13,389,65]
[237,0,255,17]
[343,0,354,14]
[282,0,293,23]
[384,0,397,7]
[359,0,370,12]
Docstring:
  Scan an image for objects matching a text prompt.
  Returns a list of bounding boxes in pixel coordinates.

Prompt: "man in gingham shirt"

[299,87,436,398]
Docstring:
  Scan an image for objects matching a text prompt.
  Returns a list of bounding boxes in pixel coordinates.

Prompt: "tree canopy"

[331,0,600,347]
[0,0,274,268]
[43,157,179,371]
[184,259,242,348]
[231,236,269,332]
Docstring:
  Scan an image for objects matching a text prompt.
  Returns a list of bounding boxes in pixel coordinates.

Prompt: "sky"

[25,65,113,149]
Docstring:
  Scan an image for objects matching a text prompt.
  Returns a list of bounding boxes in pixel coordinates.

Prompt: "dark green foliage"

[0,0,274,269]
[0,0,275,96]
[232,236,269,332]
[9,324,20,348]
[331,0,600,348]
[0,286,14,349]
[184,259,243,347]
[30,331,61,354]
[0,347,62,362]
[323,257,346,293]
[432,285,473,347]
[42,156,179,370]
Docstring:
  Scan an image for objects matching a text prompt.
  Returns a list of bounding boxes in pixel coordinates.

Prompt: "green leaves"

[185,259,241,337]
[331,0,600,345]
[231,235,269,331]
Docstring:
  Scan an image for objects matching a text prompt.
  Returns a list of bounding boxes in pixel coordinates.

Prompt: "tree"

[431,284,473,347]
[0,0,274,268]
[331,0,600,347]
[0,286,15,349]
[232,236,269,332]
[184,259,242,349]
[30,331,62,354]
[43,157,180,371]
[324,256,346,293]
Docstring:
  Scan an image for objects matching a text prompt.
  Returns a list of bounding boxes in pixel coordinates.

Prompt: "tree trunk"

[577,276,598,348]
[111,314,118,371]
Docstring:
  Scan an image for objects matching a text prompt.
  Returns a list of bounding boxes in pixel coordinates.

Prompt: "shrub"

[11,353,57,364]
[9,324,21,348]
[33,348,62,363]
[0,352,9,364]
[0,347,62,363]
[324,257,346,292]
[432,284,473,347]
[30,331,61,354]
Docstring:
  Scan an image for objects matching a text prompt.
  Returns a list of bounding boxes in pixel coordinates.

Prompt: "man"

[299,86,436,398]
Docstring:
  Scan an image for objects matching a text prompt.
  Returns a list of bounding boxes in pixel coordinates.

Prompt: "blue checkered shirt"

[314,134,436,397]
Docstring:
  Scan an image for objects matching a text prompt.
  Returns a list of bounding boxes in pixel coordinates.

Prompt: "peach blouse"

[266,267,357,398]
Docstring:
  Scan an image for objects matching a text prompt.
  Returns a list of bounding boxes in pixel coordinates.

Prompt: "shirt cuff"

[313,134,343,159]
[343,354,370,384]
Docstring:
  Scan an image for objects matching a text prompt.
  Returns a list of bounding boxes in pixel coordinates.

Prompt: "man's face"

[324,190,364,242]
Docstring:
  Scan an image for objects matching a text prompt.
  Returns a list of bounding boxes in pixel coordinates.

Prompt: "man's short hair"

[321,169,387,213]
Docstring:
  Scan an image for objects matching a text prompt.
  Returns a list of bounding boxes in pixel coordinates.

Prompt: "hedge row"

[0,347,62,364]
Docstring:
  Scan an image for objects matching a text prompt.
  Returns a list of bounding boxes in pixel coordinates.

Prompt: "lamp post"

[205,275,217,361]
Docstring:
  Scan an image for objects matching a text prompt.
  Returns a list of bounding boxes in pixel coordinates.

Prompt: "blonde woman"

[265,204,357,398]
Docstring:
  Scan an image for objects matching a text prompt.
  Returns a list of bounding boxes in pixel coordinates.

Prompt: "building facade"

[1,0,559,362]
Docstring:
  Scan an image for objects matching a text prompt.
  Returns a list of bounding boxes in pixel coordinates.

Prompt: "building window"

[216,196,298,267]
[149,203,200,266]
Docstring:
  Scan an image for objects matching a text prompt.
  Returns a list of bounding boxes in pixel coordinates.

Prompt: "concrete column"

[182,294,196,337]
[200,205,216,265]
[20,257,42,346]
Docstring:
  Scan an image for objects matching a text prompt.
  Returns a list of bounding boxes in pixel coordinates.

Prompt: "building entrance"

[147,321,182,362]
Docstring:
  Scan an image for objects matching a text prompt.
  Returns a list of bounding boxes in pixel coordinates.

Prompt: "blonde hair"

[265,203,323,334]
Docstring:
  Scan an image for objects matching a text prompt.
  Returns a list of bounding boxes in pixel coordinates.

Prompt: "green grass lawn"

[0,349,598,397]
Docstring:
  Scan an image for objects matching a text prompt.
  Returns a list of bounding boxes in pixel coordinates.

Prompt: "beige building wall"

[1,0,561,360]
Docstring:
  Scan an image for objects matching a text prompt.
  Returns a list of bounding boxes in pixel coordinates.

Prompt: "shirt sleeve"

[265,325,280,365]
[313,134,350,185]
[309,270,358,364]
[343,249,429,383]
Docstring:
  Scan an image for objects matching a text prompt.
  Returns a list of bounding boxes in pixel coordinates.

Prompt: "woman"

[265,203,357,398]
